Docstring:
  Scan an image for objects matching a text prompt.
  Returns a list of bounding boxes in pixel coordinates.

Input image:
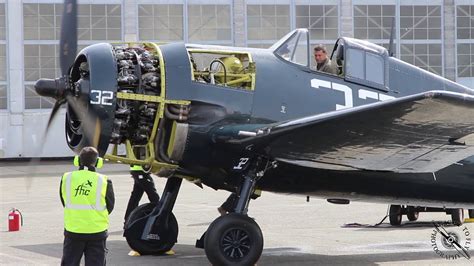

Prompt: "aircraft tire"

[450,208,464,226]
[389,205,402,226]
[204,213,263,266]
[469,209,474,219]
[406,206,419,221]
[124,203,178,255]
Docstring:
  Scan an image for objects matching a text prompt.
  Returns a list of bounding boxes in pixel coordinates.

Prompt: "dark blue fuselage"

[159,41,474,208]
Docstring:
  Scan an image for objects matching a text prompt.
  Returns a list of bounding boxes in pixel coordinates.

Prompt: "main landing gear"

[204,213,263,265]
[123,176,182,255]
[203,171,263,265]
[123,157,274,265]
[201,158,275,265]
[389,205,467,226]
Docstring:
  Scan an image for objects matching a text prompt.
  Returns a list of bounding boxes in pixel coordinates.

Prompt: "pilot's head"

[313,45,328,64]
[78,146,99,168]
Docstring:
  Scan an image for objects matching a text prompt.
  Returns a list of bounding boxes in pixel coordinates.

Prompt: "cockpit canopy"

[271,29,310,67]
[272,28,389,90]
[334,37,388,89]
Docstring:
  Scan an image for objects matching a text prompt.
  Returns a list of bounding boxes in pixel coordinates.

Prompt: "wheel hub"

[221,228,251,259]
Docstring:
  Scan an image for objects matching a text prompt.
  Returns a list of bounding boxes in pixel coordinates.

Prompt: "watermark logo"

[431,222,471,260]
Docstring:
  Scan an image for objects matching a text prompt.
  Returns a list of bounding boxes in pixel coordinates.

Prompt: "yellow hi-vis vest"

[130,165,143,171]
[61,170,109,234]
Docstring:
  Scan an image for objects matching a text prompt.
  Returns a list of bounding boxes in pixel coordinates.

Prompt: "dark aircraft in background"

[34,0,474,264]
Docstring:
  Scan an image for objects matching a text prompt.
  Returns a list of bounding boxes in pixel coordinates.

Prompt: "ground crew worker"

[59,146,115,266]
[124,164,160,224]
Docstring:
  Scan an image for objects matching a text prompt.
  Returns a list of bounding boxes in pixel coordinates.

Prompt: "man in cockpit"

[312,44,338,75]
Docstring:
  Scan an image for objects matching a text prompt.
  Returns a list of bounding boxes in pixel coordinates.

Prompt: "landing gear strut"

[124,176,182,255]
[202,158,275,266]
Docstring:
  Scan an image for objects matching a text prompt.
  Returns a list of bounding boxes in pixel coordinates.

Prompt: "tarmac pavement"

[1,160,473,265]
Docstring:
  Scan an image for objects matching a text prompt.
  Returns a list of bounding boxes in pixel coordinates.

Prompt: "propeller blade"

[45,99,66,133]
[26,1,78,193]
[59,0,77,76]
[26,98,66,192]
[65,94,102,149]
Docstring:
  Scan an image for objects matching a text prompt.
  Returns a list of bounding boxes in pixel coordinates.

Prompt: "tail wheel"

[389,205,402,226]
[450,208,464,226]
[406,206,419,221]
[124,203,178,255]
[204,213,263,266]
[469,209,474,219]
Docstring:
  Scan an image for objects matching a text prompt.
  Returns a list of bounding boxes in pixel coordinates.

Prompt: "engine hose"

[155,118,172,164]
[209,59,227,84]
[167,105,189,115]
[166,106,189,120]
[155,122,168,163]
[164,106,187,121]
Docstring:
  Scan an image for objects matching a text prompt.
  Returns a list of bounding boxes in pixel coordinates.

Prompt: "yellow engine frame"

[103,42,190,174]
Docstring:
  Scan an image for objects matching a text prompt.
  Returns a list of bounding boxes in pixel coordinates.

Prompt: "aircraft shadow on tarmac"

[11,231,473,265]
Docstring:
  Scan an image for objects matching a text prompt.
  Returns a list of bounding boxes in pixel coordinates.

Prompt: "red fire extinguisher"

[8,208,23,232]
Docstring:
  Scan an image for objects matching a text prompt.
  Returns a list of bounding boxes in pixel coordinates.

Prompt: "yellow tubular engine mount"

[188,49,256,91]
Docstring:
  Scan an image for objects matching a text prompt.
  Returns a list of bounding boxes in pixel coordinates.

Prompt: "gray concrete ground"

[1,160,473,265]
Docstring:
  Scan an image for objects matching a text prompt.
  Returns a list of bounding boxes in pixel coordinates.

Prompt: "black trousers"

[124,171,160,222]
[61,236,107,266]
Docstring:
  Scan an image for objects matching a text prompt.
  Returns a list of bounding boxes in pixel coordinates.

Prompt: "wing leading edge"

[229,91,474,173]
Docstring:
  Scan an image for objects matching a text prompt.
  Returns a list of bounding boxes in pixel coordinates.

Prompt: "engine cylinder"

[109,45,162,145]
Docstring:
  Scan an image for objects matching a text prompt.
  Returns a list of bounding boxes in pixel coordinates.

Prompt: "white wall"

[457,78,474,89]
[0,113,7,157]
[23,110,75,157]
[0,110,74,158]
